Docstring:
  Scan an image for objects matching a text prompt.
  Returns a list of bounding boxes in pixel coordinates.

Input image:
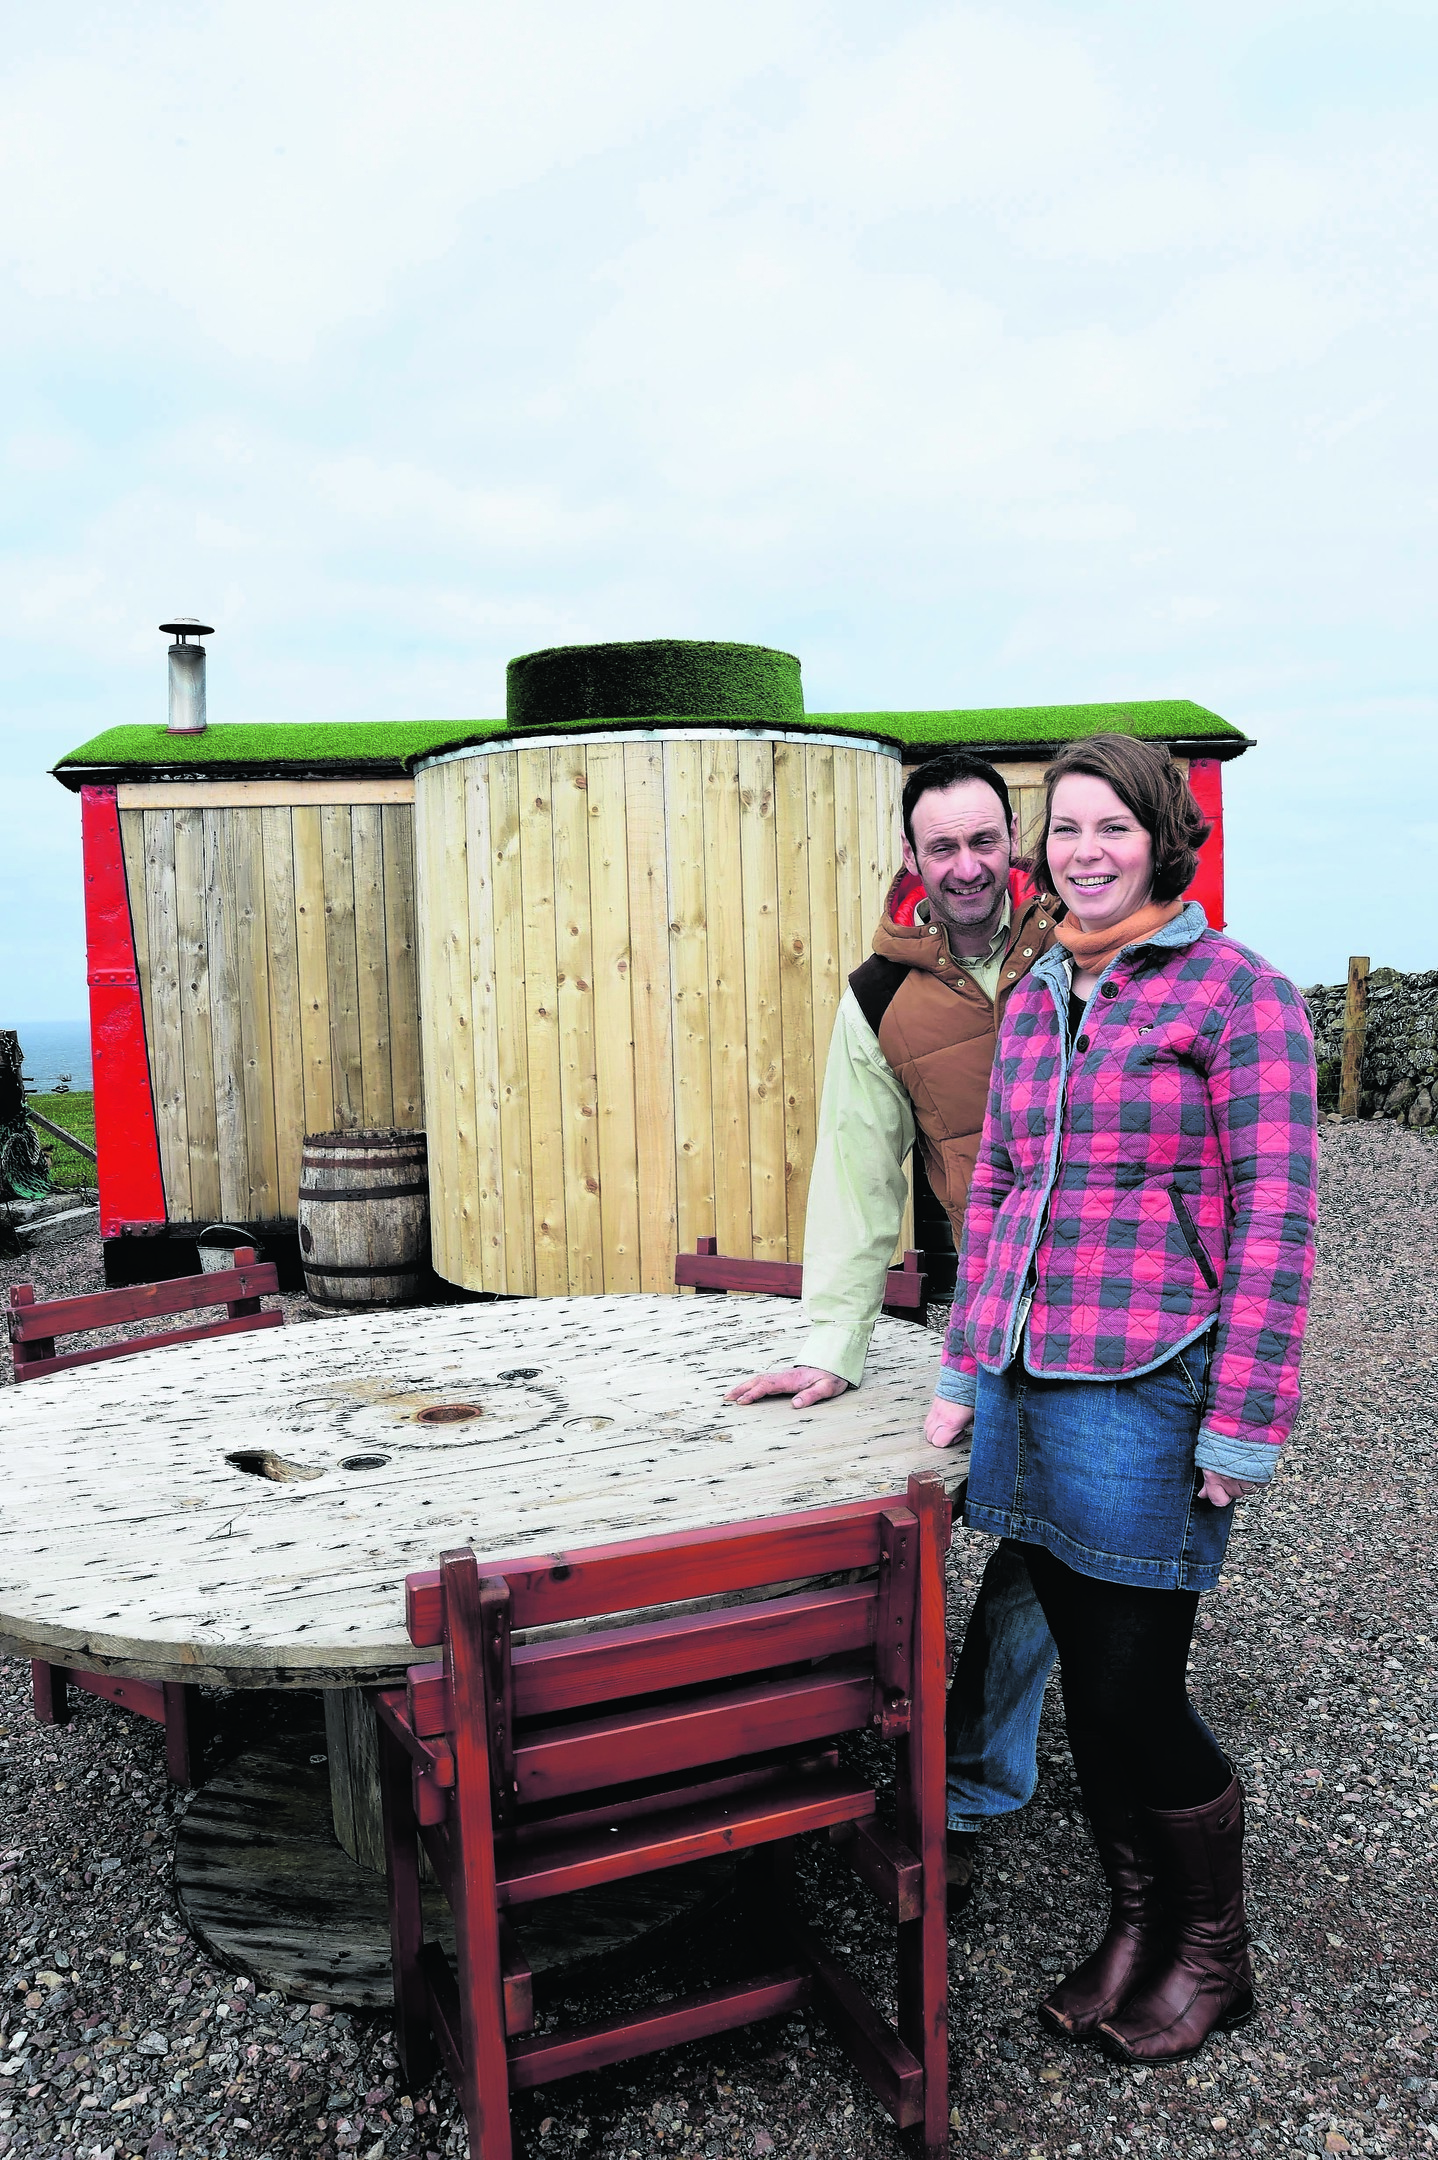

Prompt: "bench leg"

[162,1683,201,1787]
[32,1662,70,1725]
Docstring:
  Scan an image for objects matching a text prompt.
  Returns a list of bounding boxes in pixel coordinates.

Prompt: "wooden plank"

[1340,955,1370,1118]
[738,741,785,1262]
[624,741,678,1293]
[381,805,423,1129]
[291,806,335,1141]
[1014,784,1046,868]
[351,805,395,1129]
[117,779,416,809]
[507,1972,811,2090]
[702,738,751,1258]
[486,754,535,1296]
[118,810,153,1051]
[410,769,448,1276]
[203,811,251,1223]
[423,760,468,1286]
[517,747,567,1294]
[857,753,884,958]
[232,809,280,1221]
[805,746,842,1098]
[260,809,305,1215]
[771,743,814,1264]
[989,760,1053,791]
[442,758,478,1285]
[174,804,221,1221]
[321,805,363,1131]
[551,741,603,1294]
[142,809,191,1221]
[503,1583,876,1718]
[585,743,641,1294]
[463,759,506,1293]
[500,1773,871,1902]
[664,741,714,1269]
[879,752,903,894]
[833,746,864,975]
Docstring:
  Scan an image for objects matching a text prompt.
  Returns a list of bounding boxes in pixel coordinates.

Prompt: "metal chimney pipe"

[159,617,214,735]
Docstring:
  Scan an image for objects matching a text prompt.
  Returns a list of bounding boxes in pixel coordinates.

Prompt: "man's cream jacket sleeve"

[797,988,916,1386]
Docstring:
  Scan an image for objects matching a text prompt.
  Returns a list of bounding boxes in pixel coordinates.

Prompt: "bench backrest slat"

[405,1494,895,1645]
[673,1238,925,1313]
[8,1261,279,1340]
[7,1250,284,1383]
[405,1580,878,1732]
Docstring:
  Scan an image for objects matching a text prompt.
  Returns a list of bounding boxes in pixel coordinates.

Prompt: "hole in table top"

[225,1449,323,1483]
[565,1414,614,1432]
[415,1403,484,1424]
[341,1454,391,1471]
[499,1367,541,1381]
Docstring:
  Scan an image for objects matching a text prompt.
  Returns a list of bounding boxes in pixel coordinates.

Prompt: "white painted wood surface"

[0,1298,958,1688]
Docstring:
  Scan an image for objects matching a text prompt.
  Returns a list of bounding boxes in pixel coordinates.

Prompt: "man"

[729,751,1059,1902]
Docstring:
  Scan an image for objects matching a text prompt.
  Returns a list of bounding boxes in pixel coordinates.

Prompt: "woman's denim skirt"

[964,1333,1233,1593]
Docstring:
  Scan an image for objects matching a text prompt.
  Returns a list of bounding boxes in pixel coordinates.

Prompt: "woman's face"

[1045,773,1155,930]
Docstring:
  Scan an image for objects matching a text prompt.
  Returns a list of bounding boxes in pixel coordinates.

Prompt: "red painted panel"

[81,786,167,1235]
[1185,758,1225,930]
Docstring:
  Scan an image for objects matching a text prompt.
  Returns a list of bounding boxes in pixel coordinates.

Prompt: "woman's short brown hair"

[1032,733,1213,905]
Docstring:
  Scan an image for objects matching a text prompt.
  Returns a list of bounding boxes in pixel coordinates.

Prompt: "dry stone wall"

[1304,967,1438,1125]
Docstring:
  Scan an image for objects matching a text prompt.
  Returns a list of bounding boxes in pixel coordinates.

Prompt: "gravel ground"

[2,1120,1436,2160]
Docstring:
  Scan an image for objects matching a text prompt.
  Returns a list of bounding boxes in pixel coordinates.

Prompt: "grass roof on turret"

[53,698,1247,786]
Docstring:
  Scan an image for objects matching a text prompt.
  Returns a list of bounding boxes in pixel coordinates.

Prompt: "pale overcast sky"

[2,0,1434,1019]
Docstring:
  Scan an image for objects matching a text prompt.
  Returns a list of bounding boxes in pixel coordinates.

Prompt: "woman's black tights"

[1021,1544,1231,1813]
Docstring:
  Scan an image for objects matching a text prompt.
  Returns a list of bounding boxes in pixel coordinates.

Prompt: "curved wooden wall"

[415,733,904,1297]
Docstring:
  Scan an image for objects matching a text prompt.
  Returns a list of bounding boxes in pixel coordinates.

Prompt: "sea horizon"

[7,1020,93,1092]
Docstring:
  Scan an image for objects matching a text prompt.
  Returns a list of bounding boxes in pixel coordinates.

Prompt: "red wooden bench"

[376,1471,951,2159]
[6,1247,284,1785]
[7,1247,283,1382]
[674,1236,928,1317]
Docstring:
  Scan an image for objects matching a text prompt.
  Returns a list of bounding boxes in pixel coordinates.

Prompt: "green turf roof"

[508,639,803,726]
[808,700,1243,749]
[53,698,1247,785]
[52,719,506,782]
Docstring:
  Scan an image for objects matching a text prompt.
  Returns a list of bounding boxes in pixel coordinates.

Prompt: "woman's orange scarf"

[1054,897,1183,977]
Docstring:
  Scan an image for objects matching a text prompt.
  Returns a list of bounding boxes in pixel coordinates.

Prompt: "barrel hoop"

[298,1181,429,1203]
[301,1155,428,1174]
[302,1259,425,1278]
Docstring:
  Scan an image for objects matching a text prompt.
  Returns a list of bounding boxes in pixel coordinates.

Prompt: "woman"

[925,732,1317,2065]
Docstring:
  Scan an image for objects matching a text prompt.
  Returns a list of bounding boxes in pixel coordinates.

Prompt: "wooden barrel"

[413,726,904,1297]
[297,1129,430,1307]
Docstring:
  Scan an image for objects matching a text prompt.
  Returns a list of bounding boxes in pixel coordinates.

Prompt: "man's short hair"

[901,753,1014,852]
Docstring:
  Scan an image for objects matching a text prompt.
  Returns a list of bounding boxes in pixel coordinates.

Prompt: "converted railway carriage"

[53,638,1247,1290]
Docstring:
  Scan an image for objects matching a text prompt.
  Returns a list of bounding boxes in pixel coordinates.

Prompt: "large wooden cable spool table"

[0,1295,961,2006]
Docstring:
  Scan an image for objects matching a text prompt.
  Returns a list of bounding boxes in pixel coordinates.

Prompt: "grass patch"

[27,1090,96,1191]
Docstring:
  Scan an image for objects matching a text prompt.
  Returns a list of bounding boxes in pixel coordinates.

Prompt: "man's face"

[901,779,1015,940]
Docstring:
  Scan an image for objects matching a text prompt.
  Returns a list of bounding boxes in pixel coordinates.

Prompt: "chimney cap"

[159,617,214,641]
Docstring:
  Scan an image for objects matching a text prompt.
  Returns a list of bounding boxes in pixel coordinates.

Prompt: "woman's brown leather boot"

[1097,1772,1256,2064]
[1039,1800,1164,2039]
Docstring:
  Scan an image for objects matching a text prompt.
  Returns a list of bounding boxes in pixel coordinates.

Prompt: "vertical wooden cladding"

[120,801,423,1225]
[416,734,901,1297]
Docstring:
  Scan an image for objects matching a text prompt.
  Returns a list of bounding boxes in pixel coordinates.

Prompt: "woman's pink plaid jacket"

[937,903,1319,1483]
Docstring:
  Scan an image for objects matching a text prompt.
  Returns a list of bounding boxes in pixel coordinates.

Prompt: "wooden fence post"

[1338,955,1370,1118]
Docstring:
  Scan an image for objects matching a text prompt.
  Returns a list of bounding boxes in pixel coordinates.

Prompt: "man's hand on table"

[725,1366,851,1409]
[925,1397,974,1450]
